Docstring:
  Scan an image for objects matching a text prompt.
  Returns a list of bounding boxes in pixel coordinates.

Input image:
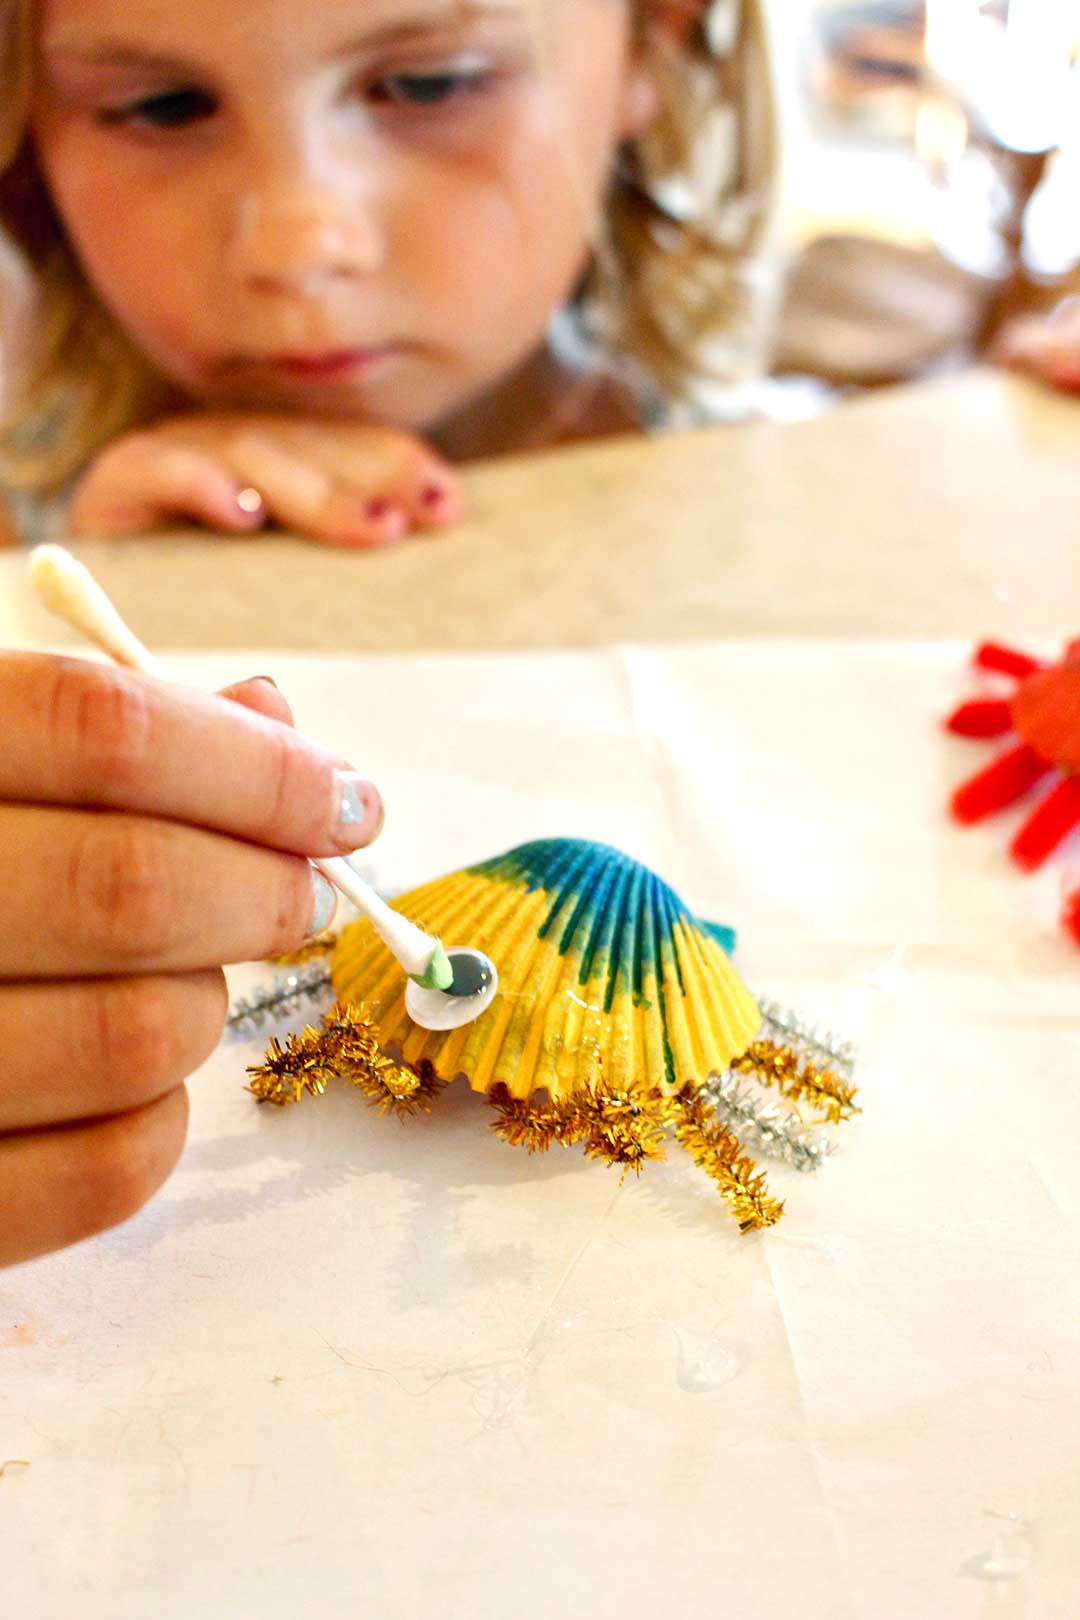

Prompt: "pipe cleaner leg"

[248,1002,449,1116]
[1010,776,1080,870]
[1063,888,1080,949]
[951,744,1055,825]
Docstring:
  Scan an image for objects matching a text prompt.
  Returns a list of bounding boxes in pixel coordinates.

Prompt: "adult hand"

[0,654,382,1266]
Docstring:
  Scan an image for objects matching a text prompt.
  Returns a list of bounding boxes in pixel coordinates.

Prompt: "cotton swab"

[29,543,168,677]
[27,544,465,995]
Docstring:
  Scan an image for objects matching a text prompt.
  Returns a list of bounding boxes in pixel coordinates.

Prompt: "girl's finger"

[1037,343,1080,393]
[0,971,225,1131]
[286,423,463,536]
[407,476,464,533]
[225,431,412,548]
[0,654,381,855]
[0,805,336,979]
[0,1086,189,1268]
[69,438,267,537]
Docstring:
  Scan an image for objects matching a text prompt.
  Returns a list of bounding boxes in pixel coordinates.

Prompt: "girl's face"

[30,0,652,430]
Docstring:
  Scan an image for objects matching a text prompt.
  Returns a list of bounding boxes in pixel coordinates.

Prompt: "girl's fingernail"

[364,499,392,522]
[420,483,449,508]
[309,870,338,936]
[247,674,278,689]
[236,486,266,519]
[336,772,385,844]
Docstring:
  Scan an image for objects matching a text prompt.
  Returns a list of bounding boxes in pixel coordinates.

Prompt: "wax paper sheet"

[2,642,1077,1620]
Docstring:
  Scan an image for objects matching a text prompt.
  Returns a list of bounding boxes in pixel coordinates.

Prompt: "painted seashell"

[245,838,859,1231]
[332,838,760,1102]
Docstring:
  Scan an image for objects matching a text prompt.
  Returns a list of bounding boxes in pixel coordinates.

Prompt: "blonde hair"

[601,0,778,402]
[0,0,777,495]
[1,0,174,493]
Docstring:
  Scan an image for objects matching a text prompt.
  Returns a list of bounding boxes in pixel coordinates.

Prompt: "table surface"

[1,372,1078,1620]
[1,368,1076,652]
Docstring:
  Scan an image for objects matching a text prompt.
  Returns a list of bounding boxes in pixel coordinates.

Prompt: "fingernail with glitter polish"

[235,486,266,524]
[336,772,384,846]
[308,870,337,937]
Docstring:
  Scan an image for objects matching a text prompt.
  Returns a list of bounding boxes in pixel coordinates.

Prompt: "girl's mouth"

[255,347,400,380]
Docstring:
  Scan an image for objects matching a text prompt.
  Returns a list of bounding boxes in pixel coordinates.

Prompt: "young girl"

[1,0,777,547]
[0,0,777,1268]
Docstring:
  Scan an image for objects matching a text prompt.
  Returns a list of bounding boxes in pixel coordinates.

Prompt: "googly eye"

[405,948,498,1031]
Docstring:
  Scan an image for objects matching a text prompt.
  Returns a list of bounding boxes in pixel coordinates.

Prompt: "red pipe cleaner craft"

[947,639,1080,945]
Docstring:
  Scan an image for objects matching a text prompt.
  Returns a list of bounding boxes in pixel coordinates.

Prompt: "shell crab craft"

[946,639,1080,946]
[18,548,856,1226]
[238,839,859,1232]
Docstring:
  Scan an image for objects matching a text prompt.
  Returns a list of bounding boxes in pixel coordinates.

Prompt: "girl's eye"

[99,87,217,130]
[368,69,490,108]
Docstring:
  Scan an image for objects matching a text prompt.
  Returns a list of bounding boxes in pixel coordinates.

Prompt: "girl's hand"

[995,298,1080,394]
[69,413,463,548]
[0,654,383,1268]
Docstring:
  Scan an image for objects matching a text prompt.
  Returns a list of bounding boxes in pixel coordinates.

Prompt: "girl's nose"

[227,185,385,291]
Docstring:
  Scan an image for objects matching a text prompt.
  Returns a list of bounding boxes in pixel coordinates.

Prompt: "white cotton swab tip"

[28,544,165,677]
[25,544,460,1002]
[315,857,453,989]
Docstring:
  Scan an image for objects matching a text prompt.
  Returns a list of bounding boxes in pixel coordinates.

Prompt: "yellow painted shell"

[332,838,761,1103]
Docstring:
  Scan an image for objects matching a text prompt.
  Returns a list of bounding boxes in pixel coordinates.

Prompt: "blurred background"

[770,0,1080,397]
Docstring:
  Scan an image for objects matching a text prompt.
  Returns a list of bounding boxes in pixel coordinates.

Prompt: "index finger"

[0,653,382,857]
